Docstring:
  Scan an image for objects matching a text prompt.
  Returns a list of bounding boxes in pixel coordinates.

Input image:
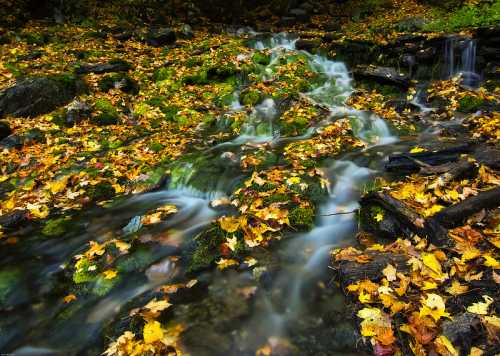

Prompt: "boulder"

[289,8,309,21]
[65,100,91,126]
[0,134,23,149]
[353,65,411,89]
[144,28,176,47]
[396,16,427,32]
[296,39,321,52]
[0,121,11,140]
[0,75,84,118]
[178,24,194,39]
[75,59,131,74]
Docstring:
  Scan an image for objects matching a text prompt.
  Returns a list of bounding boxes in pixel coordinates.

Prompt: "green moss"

[240,89,263,106]
[72,257,98,284]
[153,67,175,82]
[458,95,485,113]
[149,142,164,152]
[188,223,226,273]
[289,206,315,231]
[116,247,156,273]
[92,99,119,125]
[182,70,210,85]
[0,268,22,307]
[4,62,25,77]
[252,51,271,66]
[86,181,115,201]
[92,275,120,296]
[264,193,289,205]
[42,217,71,237]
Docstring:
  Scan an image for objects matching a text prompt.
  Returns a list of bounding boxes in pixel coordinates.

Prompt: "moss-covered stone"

[252,51,271,66]
[458,95,484,113]
[289,206,315,231]
[240,89,263,106]
[0,267,24,308]
[153,67,175,82]
[98,73,139,94]
[86,181,115,201]
[188,223,226,273]
[73,256,98,284]
[116,247,156,273]
[42,217,71,237]
[92,98,119,125]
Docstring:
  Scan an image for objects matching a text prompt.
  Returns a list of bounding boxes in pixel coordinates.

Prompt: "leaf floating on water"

[102,269,118,280]
[123,215,143,234]
[143,320,164,344]
[63,294,77,303]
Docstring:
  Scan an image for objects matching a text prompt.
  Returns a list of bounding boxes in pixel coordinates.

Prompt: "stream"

[4,32,459,356]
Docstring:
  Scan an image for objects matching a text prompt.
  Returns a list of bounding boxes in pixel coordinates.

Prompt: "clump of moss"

[116,247,156,273]
[92,99,119,125]
[42,217,71,237]
[86,181,115,201]
[188,223,226,273]
[252,51,271,66]
[458,95,484,113]
[149,142,164,152]
[153,67,175,82]
[0,268,23,308]
[73,256,98,284]
[240,89,263,106]
[289,206,315,231]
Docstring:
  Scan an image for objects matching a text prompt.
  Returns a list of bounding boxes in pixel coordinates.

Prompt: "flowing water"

[3,32,439,355]
[444,36,481,88]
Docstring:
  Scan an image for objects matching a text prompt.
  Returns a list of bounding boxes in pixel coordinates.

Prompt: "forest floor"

[0,1,499,355]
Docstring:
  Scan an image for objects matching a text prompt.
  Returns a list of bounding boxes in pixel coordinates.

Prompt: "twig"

[321,209,358,216]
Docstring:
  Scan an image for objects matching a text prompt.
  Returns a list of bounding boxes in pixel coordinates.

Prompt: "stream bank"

[0,10,498,356]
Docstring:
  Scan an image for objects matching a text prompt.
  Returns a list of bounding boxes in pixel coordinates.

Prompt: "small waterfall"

[444,37,481,87]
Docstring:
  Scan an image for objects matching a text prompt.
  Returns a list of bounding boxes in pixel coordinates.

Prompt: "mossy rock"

[42,217,72,237]
[457,95,484,113]
[153,67,175,82]
[98,73,139,94]
[252,51,271,66]
[116,247,156,273]
[289,206,315,231]
[240,89,263,106]
[73,256,98,284]
[182,70,210,85]
[0,267,26,308]
[188,223,226,273]
[92,275,120,296]
[92,98,119,125]
[149,142,164,152]
[86,181,115,201]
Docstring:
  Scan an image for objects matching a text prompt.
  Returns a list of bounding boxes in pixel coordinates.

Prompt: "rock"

[0,210,27,229]
[0,75,84,118]
[113,31,133,41]
[0,121,11,140]
[16,50,44,61]
[65,100,91,126]
[0,134,23,149]
[353,65,411,89]
[75,59,131,74]
[178,24,194,39]
[295,39,321,52]
[279,16,297,27]
[396,16,427,32]
[415,47,436,61]
[98,73,139,94]
[289,8,309,21]
[144,28,176,47]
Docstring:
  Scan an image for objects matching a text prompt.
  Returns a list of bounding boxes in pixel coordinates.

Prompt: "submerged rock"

[0,121,11,140]
[0,75,85,118]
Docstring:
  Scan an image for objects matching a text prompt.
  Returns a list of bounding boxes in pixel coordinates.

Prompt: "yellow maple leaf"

[219,216,240,233]
[382,264,397,282]
[216,258,239,270]
[144,298,171,313]
[143,320,164,344]
[103,269,118,280]
[63,294,77,303]
[46,176,69,194]
[27,203,50,219]
[410,147,426,153]
[446,280,469,296]
[483,254,499,268]
[467,295,493,315]
[374,212,384,222]
[419,293,451,321]
[434,335,458,356]
[286,176,301,185]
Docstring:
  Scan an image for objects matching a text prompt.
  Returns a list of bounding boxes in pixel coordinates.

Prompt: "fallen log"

[432,186,500,228]
[334,252,409,288]
[360,192,450,246]
[385,144,472,173]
